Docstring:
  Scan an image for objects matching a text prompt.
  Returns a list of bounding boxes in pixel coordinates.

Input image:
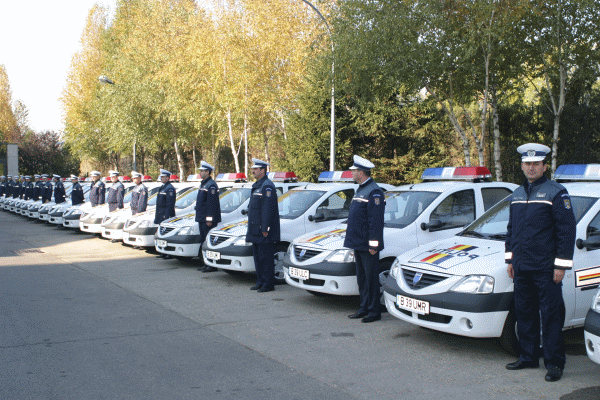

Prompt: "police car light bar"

[216,173,247,182]
[318,171,354,182]
[421,167,492,181]
[555,164,600,181]
[170,175,180,182]
[121,176,132,182]
[187,174,201,182]
[268,172,298,182]
[142,175,152,182]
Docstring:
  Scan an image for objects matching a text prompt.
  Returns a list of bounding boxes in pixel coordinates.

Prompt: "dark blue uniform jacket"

[106,181,124,212]
[24,182,33,200]
[505,176,576,272]
[54,181,66,204]
[344,178,385,252]
[90,180,106,207]
[0,181,5,197]
[42,182,53,203]
[245,176,280,244]
[130,184,148,215]
[154,183,176,224]
[13,182,22,199]
[195,177,221,225]
[33,181,43,201]
[71,182,84,205]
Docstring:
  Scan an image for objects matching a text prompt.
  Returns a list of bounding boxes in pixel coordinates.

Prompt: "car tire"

[273,244,288,285]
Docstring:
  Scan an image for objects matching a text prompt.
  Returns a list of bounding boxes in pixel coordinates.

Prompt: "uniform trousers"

[198,223,211,265]
[252,243,275,289]
[355,250,381,318]
[514,270,566,369]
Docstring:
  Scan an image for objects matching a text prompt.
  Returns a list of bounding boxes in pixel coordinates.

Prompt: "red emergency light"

[269,172,298,182]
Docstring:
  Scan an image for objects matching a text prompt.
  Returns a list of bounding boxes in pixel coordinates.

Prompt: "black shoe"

[257,286,274,293]
[197,266,207,272]
[361,315,381,323]
[505,360,539,370]
[202,267,218,273]
[348,312,367,319]
[156,255,164,258]
[250,284,261,290]
[545,366,563,382]
[163,255,173,260]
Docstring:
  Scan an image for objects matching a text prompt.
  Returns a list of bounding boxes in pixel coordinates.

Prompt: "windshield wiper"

[460,231,486,238]
[488,233,507,240]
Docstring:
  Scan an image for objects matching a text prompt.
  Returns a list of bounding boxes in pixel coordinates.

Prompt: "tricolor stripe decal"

[306,229,346,243]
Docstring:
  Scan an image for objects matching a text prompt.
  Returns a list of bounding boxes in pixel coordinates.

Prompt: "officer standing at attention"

[0,175,5,198]
[106,170,124,212]
[7,175,16,198]
[130,171,148,215]
[345,155,386,323]
[195,161,221,273]
[41,175,53,203]
[154,169,176,225]
[89,171,105,207]
[53,175,66,204]
[505,143,576,382]
[246,158,280,293]
[70,175,84,206]
[32,175,42,201]
[23,176,33,200]
[13,175,23,199]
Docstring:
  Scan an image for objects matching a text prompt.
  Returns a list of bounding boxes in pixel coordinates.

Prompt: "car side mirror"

[420,219,443,231]
[308,213,325,222]
[241,208,248,215]
[576,236,600,250]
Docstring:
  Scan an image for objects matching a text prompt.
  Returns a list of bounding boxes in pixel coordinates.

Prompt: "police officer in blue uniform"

[245,158,280,292]
[130,171,148,215]
[505,143,576,382]
[195,161,222,273]
[53,175,66,204]
[106,170,124,212]
[32,175,43,201]
[23,176,33,200]
[154,169,177,225]
[13,175,23,199]
[7,175,16,198]
[89,171,105,207]
[0,175,6,198]
[41,175,53,203]
[70,175,84,206]
[345,155,386,323]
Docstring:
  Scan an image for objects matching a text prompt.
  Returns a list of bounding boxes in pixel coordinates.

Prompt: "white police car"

[78,183,137,233]
[38,182,74,221]
[155,172,307,259]
[47,183,93,224]
[202,171,394,282]
[121,183,195,247]
[382,164,600,354]
[584,288,600,365]
[284,167,517,297]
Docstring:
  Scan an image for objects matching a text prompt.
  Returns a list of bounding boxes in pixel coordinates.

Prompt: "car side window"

[316,189,355,221]
[586,211,600,250]
[482,187,513,211]
[429,189,476,230]
[276,187,283,196]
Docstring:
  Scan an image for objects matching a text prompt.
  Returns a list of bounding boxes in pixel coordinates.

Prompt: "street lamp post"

[301,0,335,171]
[98,76,137,172]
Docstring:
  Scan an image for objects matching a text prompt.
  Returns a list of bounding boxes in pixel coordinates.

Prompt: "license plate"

[289,267,310,280]
[206,250,220,260]
[156,239,167,247]
[396,294,430,315]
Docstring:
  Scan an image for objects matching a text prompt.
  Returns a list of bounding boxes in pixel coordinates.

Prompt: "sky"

[0,1,117,133]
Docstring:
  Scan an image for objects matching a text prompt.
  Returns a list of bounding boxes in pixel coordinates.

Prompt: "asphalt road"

[1,210,599,400]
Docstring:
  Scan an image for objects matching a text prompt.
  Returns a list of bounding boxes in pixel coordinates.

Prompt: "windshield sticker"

[575,266,600,288]
[416,244,479,266]
[306,229,346,244]
[221,220,248,231]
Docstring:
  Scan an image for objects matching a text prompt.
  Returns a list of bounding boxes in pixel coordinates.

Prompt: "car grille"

[209,235,229,245]
[402,269,447,290]
[159,226,176,236]
[293,246,322,261]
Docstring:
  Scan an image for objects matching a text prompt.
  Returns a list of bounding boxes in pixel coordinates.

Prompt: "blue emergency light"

[555,164,600,181]
[318,171,354,182]
[421,167,492,181]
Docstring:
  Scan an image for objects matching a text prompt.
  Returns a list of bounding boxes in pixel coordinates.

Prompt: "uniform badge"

[374,197,380,205]
[527,150,536,157]
[564,198,571,209]
[211,188,216,195]
[266,190,271,197]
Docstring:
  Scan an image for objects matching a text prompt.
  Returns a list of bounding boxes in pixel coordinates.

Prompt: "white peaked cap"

[349,155,375,170]
[198,161,214,171]
[250,158,269,168]
[517,143,551,162]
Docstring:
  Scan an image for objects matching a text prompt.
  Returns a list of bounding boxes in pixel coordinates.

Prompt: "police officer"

[195,161,221,273]
[154,169,176,225]
[505,143,576,382]
[245,158,280,293]
[7,175,16,199]
[70,175,84,206]
[23,176,33,200]
[89,171,105,207]
[41,175,53,203]
[0,175,5,198]
[106,170,124,212]
[13,175,23,199]
[53,175,66,204]
[345,155,385,323]
[130,171,148,216]
[32,175,43,202]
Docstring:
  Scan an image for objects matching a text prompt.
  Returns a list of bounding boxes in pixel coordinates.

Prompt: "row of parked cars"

[2,165,600,363]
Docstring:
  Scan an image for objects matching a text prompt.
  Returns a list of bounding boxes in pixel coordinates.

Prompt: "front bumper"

[49,212,64,224]
[123,228,157,247]
[382,275,511,338]
[80,220,103,233]
[201,240,254,271]
[101,227,124,240]
[584,309,600,365]
[155,234,202,257]
[282,254,358,295]
[63,214,82,228]
[39,212,51,221]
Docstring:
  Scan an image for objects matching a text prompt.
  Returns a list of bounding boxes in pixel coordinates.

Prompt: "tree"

[0,65,19,142]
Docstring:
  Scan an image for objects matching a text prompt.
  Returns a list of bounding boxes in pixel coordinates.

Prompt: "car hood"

[293,225,405,251]
[162,213,197,227]
[211,218,248,237]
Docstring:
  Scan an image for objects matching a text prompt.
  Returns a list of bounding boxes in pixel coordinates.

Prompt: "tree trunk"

[192,144,197,170]
[264,130,270,166]
[172,123,185,180]
[244,112,248,177]
[491,91,502,182]
[226,108,240,173]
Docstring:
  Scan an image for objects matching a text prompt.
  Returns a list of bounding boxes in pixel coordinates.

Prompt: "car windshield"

[176,188,199,209]
[278,190,326,220]
[220,188,252,213]
[384,191,441,229]
[460,195,597,241]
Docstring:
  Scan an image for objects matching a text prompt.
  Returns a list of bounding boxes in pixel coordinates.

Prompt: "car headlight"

[325,249,354,263]
[178,226,195,235]
[233,236,251,246]
[591,290,600,312]
[450,275,494,294]
[138,220,151,228]
[287,243,293,255]
[390,259,401,279]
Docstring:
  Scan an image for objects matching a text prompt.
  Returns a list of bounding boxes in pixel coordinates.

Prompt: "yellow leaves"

[0,64,19,142]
